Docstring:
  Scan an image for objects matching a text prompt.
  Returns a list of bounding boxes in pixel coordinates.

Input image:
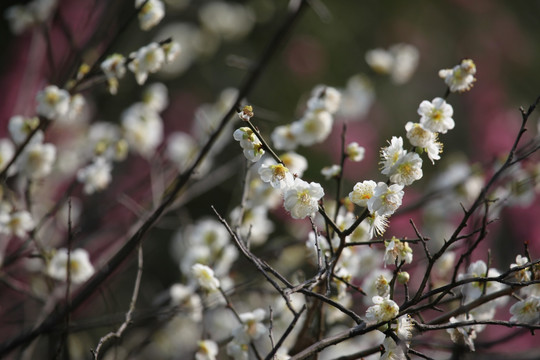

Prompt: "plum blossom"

[439,59,476,93]
[367,182,404,217]
[418,97,454,134]
[349,180,377,208]
[191,263,220,292]
[47,248,95,284]
[36,85,70,120]
[366,295,399,323]
[283,178,324,219]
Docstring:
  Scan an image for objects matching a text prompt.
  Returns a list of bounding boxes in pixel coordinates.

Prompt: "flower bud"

[397,271,410,284]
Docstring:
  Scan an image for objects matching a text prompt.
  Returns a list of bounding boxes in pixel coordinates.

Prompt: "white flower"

[349,180,377,208]
[365,212,389,238]
[226,340,248,360]
[306,85,341,114]
[388,43,419,85]
[283,178,324,219]
[135,0,165,31]
[447,314,477,351]
[0,139,15,172]
[321,164,341,180]
[380,136,406,176]
[77,157,113,194]
[192,263,220,291]
[271,125,298,151]
[233,308,267,343]
[366,295,399,323]
[338,74,375,119]
[258,163,294,190]
[367,182,404,217]
[509,296,540,324]
[101,53,126,94]
[230,205,274,246]
[365,48,394,74]
[395,315,414,342]
[417,98,454,134]
[405,122,442,164]
[142,82,168,112]
[4,5,35,34]
[18,141,56,179]
[380,337,406,360]
[8,116,41,145]
[36,85,70,120]
[128,42,166,85]
[195,339,219,360]
[1,210,34,238]
[199,1,255,41]
[439,59,476,93]
[166,132,198,171]
[233,127,265,162]
[510,254,531,282]
[387,151,423,186]
[345,142,365,162]
[162,40,181,63]
[290,110,334,147]
[281,152,307,177]
[47,248,95,284]
[383,237,413,266]
[121,103,164,157]
[237,105,254,121]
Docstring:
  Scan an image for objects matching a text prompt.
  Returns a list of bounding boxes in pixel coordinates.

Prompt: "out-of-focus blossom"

[290,110,333,146]
[195,339,219,360]
[199,1,255,41]
[0,210,34,238]
[101,54,126,95]
[191,263,220,291]
[509,296,540,324]
[307,85,341,114]
[439,59,476,93]
[47,248,95,284]
[166,132,198,171]
[142,82,169,112]
[77,157,113,194]
[0,139,15,173]
[365,43,419,84]
[128,42,166,85]
[8,116,41,145]
[346,142,365,162]
[380,337,406,360]
[18,141,56,179]
[136,0,165,31]
[338,74,375,120]
[281,152,307,177]
[36,85,71,120]
[121,103,164,157]
[447,314,477,351]
[321,164,341,180]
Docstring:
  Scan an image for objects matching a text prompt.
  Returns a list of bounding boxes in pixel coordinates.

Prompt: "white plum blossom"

[271,125,298,151]
[166,132,198,171]
[345,142,365,162]
[380,337,406,360]
[88,122,127,161]
[18,141,56,179]
[281,152,308,177]
[233,127,265,162]
[47,248,95,284]
[198,1,255,41]
[321,164,341,180]
[510,254,531,282]
[237,105,254,122]
[307,85,341,114]
[338,74,375,119]
[128,42,166,85]
[0,139,15,173]
[226,340,248,360]
[136,0,165,31]
[365,48,394,75]
[387,151,423,186]
[191,263,220,292]
[383,237,413,266]
[290,110,334,147]
[195,339,219,360]
[380,136,406,176]
[509,296,540,324]
[8,116,41,145]
[365,295,399,323]
[439,59,476,93]
[258,163,294,189]
[405,122,442,164]
[447,314,477,351]
[349,180,377,208]
[418,97,454,134]
[230,205,274,246]
[365,212,389,238]
[121,103,164,157]
[234,308,267,343]
[36,85,70,120]
[367,182,404,217]
[77,157,113,194]
[101,53,126,94]
[365,43,419,84]
[142,82,168,112]
[0,210,34,238]
[283,178,324,219]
